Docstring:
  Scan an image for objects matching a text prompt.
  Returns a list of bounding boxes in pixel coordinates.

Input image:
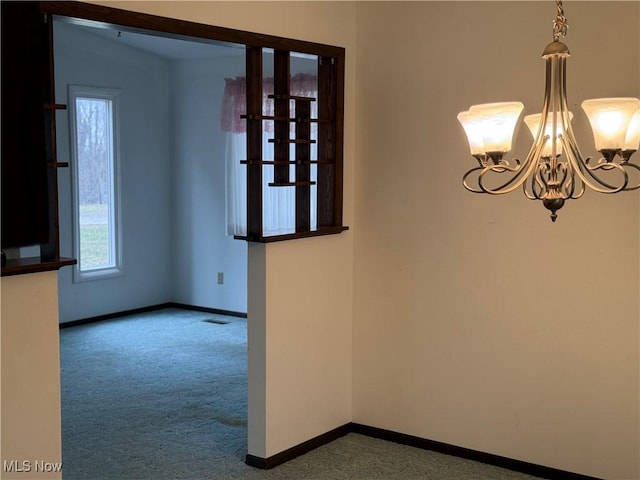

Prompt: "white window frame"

[68,85,122,282]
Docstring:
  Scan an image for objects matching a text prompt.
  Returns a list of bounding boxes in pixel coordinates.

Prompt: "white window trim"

[68,85,123,283]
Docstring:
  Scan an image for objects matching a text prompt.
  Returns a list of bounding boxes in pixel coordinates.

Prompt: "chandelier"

[457,0,640,221]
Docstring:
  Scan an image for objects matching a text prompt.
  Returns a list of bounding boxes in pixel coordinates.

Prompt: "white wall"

[352,2,639,479]
[170,55,247,313]
[1,272,62,480]
[55,22,173,322]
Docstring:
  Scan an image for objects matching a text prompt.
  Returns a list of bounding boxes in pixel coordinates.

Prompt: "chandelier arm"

[477,140,547,195]
[536,162,551,198]
[523,168,540,200]
[547,48,565,162]
[570,174,586,199]
[587,162,629,192]
[557,161,570,193]
[463,159,549,194]
[519,137,555,200]
[564,168,575,198]
[552,59,575,199]
[620,162,640,191]
[522,56,556,201]
[481,160,525,190]
[580,159,628,193]
[477,160,524,194]
[564,164,583,199]
[562,134,629,193]
[462,166,491,194]
[523,164,541,200]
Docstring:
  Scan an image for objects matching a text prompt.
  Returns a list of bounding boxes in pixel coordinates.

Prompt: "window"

[68,86,121,280]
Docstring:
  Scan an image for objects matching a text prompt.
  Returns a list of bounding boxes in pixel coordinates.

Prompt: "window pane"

[75,97,114,271]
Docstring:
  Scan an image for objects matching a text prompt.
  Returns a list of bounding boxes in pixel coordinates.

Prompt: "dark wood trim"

[273,50,291,185]
[246,422,603,478]
[44,103,67,110]
[350,423,603,480]
[41,12,61,262]
[317,55,338,228]
[268,181,316,187]
[59,302,247,328]
[245,423,351,470]
[333,55,345,227]
[39,1,345,58]
[269,94,316,102]
[268,138,316,145]
[234,225,348,243]
[59,303,173,328]
[242,160,333,166]
[295,99,311,233]
[1,256,76,277]
[245,46,264,240]
[168,303,247,319]
[1,2,50,251]
[241,115,328,124]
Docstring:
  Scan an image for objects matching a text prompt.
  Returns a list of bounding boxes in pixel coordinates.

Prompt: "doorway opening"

[55,19,249,323]
[54,18,250,476]
[38,1,345,473]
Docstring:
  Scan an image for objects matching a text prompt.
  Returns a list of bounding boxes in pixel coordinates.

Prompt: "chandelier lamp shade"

[457,1,640,221]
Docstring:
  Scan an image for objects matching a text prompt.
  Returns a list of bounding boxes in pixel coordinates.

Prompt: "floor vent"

[202,319,230,325]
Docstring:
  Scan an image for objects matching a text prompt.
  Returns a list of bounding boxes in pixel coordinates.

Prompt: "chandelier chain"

[552,0,568,41]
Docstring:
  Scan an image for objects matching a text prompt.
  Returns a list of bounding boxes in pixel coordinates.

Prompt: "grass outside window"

[79,203,109,270]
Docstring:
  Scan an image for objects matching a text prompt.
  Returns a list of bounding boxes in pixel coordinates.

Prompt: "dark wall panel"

[1,2,50,249]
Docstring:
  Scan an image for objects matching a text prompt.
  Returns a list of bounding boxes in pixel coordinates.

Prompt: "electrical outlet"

[217,272,224,285]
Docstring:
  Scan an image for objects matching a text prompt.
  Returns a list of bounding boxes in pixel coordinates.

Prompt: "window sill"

[234,225,349,243]
[74,266,124,283]
[1,256,77,277]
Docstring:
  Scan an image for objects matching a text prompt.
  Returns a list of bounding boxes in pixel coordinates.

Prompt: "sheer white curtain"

[224,132,317,236]
[222,75,318,237]
[225,133,247,236]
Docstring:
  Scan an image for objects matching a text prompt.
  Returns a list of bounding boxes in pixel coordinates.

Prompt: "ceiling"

[69,23,245,61]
